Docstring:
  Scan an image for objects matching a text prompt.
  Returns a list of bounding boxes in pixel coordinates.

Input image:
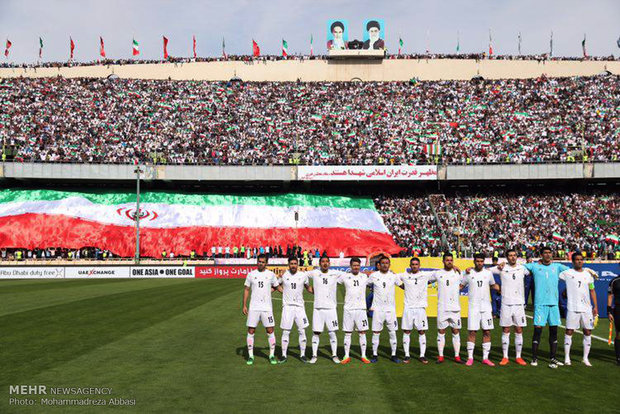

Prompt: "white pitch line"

[271,298,611,344]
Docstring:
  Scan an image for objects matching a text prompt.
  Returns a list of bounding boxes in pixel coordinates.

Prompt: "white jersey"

[461,268,496,312]
[309,268,342,310]
[368,271,402,312]
[338,272,369,310]
[433,268,462,312]
[280,270,309,307]
[244,269,279,312]
[489,264,529,305]
[397,270,435,309]
[560,269,594,312]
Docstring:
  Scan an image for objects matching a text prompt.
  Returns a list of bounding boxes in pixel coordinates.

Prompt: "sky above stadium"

[1,0,619,63]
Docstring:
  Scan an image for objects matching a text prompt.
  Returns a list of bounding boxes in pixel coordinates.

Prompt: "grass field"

[1,279,618,414]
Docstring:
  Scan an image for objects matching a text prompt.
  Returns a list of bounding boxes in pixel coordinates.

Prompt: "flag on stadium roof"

[4,39,12,57]
[582,33,587,58]
[192,35,197,58]
[132,38,140,56]
[99,36,106,58]
[38,37,43,59]
[69,37,75,60]
[252,39,260,57]
[163,36,169,59]
[282,39,288,58]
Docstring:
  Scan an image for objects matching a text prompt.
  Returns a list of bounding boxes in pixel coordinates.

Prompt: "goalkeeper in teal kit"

[522,246,569,368]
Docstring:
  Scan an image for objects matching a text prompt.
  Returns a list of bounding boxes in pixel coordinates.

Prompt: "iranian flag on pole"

[0,190,400,257]
[132,38,140,56]
[282,39,288,58]
[163,36,169,59]
[99,36,106,58]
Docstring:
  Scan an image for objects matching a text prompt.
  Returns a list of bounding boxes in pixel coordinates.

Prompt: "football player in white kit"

[559,252,598,366]
[397,257,434,364]
[461,253,500,367]
[242,254,280,365]
[489,249,529,366]
[338,257,371,364]
[276,256,313,364]
[308,255,342,364]
[368,255,403,363]
[434,252,464,364]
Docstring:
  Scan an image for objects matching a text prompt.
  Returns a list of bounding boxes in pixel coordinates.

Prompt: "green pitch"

[1,279,618,414]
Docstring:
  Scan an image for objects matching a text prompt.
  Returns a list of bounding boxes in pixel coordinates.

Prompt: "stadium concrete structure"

[0,58,619,82]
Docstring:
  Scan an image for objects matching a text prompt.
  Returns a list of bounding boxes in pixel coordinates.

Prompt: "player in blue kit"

[522,246,568,368]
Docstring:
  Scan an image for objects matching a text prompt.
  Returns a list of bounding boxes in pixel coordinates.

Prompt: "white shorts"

[566,310,594,330]
[372,309,398,332]
[313,308,339,332]
[401,308,428,331]
[467,309,494,331]
[280,305,309,330]
[246,310,275,328]
[342,309,369,332]
[500,304,527,327]
[437,310,462,330]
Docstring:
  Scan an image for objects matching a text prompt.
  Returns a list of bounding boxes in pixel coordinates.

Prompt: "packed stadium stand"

[0,58,618,262]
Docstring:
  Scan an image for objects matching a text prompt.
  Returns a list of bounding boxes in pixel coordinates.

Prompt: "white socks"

[328,331,338,357]
[299,331,307,357]
[389,330,397,356]
[247,333,255,358]
[452,333,461,357]
[268,332,276,357]
[344,333,352,358]
[312,334,320,357]
[403,333,411,357]
[437,333,446,357]
[467,341,491,360]
[419,334,427,358]
[515,333,523,358]
[281,330,290,358]
[564,334,573,360]
[372,333,380,356]
[583,335,591,360]
[482,342,491,360]
[359,333,367,358]
[467,341,475,359]
[502,332,510,358]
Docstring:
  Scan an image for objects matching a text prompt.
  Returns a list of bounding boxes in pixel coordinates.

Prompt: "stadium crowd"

[1,75,619,165]
[377,192,620,260]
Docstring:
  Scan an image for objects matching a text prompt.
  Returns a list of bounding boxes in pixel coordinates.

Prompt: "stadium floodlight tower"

[134,164,144,264]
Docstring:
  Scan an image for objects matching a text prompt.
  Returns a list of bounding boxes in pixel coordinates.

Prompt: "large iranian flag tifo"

[0,189,400,257]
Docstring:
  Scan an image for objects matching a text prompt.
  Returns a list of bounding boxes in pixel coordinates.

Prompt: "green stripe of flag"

[0,189,376,210]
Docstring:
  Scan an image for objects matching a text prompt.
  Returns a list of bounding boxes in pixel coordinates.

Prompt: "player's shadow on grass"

[236,346,270,361]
